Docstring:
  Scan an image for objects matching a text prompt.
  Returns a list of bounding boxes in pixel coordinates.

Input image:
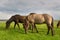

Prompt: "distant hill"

[0,19,8,21]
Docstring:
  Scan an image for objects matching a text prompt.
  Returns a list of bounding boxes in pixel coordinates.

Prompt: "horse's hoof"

[47,32,49,35]
[52,33,54,36]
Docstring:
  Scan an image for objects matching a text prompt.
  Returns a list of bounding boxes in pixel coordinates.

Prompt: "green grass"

[0,21,60,40]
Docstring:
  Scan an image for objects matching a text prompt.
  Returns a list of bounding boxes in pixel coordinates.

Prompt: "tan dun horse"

[24,13,54,36]
[6,14,26,29]
[57,21,60,28]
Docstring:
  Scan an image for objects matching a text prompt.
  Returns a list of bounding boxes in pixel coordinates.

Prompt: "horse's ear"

[12,16,17,20]
[30,13,36,15]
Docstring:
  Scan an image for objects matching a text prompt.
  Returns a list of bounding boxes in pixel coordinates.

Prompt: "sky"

[0,0,60,20]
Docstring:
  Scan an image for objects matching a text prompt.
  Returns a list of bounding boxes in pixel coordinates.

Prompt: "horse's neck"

[20,16,26,19]
[8,19,13,23]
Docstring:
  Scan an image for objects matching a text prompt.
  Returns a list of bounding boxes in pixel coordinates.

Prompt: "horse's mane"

[29,13,36,15]
[14,14,21,16]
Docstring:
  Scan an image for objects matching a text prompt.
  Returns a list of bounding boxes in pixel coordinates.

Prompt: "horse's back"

[34,14,45,23]
[11,14,26,23]
[27,14,45,23]
[27,13,53,24]
[58,21,60,23]
[42,14,53,24]
[14,14,26,20]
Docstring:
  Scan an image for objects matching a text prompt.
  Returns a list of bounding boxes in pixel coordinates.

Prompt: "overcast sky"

[0,0,60,20]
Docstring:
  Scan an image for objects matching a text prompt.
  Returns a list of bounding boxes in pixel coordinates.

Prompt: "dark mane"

[14,14,21,16]
[29,13,36,15]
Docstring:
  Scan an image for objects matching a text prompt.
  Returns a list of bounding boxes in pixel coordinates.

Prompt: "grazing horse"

[6,14,26,29]
[6,13,35,29]
[24,13,54,36]
[57,21,60,28]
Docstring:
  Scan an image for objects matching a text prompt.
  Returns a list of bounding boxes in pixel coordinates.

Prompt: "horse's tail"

[57,22,59,28]
[57,21,60,28]
[51,17,54,27]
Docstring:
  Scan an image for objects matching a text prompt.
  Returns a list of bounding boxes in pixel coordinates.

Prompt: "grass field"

[0,21,60,40]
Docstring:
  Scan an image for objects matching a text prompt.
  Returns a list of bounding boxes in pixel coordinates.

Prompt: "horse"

[23,13,54,36]
[57,21,60,28]
[6,13,35,29]
[6,14,26,29]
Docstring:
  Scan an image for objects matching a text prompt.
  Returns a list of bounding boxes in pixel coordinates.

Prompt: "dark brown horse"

[6,14,26,29]
[57,21,60,28]
[6,13,35,29]
[24,13,54,36]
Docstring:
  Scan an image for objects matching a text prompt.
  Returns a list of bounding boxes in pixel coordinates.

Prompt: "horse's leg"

[50,26,54,36]
[25,26,29,34]
[16,20,20,29]
[47,24,50,35]
[28,24,32,30]
[31,23,34,33]
[24,22,29,34]
[51,19,54,36]
[24,26,26,34]
[47,23,54,36]
[14,22,16,29]
[17,23,20,29]
[50,23,54,36]
[57,22,59,28]
[34,24,38,33]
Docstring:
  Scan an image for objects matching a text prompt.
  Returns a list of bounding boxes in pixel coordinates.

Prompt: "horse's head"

[23,19,29,33]
[6,20,10,29]
[23,19,29,28]
[6,16,14,29]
